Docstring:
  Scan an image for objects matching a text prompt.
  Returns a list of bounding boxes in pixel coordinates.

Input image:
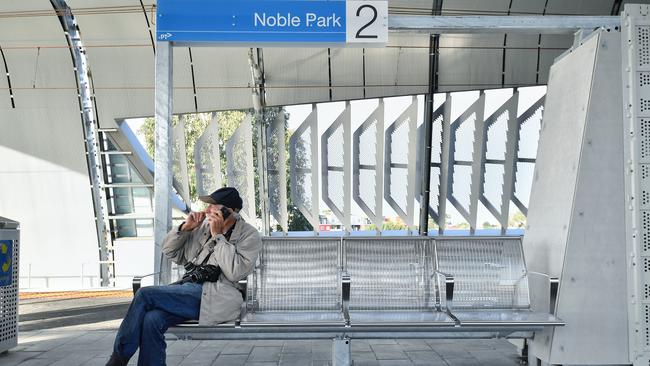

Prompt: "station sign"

[157,0,388,46]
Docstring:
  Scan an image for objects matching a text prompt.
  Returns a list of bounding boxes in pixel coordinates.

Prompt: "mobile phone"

[220,206,231,220]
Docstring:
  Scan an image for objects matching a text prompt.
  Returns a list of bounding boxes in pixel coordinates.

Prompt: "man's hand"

[181,211,205,232]
[206,210,225,237]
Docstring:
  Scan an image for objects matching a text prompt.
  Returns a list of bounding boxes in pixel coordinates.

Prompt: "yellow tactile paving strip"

[19,290,133,300]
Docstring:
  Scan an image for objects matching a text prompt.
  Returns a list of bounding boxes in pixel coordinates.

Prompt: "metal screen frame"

[172,115,191,206]
[226,114,256,223]
[416,102,445,224]
[353,100,385,232]
[480,92,519,231]
[322,103,352,231]
[447,94,486,233]
[267,111,289,233]
[384,96,418,230]
[194,112,222,197]
[289,107,320,232]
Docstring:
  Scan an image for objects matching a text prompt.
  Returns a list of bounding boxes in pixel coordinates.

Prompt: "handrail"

[432,270,460,326]
[341,272,351,327]
[132,271,161,295]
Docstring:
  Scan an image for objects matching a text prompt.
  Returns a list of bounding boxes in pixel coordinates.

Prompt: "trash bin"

[0,216,18,354]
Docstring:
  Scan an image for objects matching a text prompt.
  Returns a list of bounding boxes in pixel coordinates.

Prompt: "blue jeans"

[113,283,202,366]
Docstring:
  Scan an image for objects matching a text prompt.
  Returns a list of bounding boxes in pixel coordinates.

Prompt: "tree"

[139,109,311,231]
[508,211,526,228]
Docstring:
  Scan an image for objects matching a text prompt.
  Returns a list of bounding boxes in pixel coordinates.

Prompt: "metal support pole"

[51,0,113,287]
[419,33,440,235]
[332,338,351,366]
[154,41,173,286]
[250,48,270,235]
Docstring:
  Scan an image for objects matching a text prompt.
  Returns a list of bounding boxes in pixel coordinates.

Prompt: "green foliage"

[508,210,526,228]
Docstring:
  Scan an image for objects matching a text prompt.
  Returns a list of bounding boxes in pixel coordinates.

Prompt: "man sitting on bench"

[106,187,262,366]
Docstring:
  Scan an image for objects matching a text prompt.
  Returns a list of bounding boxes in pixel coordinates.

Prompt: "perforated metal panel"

[384,97,418,229]
[435,237,529,309]
[513,97,545,215]
[353,100,384,229]
[289,108,319,231]
[172,116,190,206]
[251,238,340,311]
[194,113,221,197]
[0,220,18,353]
[624,5,650,362]
[481,93,519,229]
[226,115,256,223]
[345,238,428,310]
[267,111,288,233]
[448,94,485,231]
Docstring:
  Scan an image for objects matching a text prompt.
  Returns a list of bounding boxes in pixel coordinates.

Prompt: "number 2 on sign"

[346,1,388,44]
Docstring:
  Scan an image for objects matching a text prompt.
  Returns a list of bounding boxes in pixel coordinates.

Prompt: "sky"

[127,85,546,228]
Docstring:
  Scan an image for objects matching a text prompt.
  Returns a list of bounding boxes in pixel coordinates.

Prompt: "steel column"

[154,41,173,286]
[51,0,113,287]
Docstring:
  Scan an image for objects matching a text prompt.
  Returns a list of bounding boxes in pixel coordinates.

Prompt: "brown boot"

[105,352,128,366]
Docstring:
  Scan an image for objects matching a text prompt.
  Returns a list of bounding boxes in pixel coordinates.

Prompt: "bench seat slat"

[349,310,455,325]
[452,310,565,327]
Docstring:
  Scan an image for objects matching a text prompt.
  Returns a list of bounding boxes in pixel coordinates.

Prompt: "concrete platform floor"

[1,325,525,366]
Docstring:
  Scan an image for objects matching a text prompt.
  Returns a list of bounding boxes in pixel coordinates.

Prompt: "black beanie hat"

[198,187,243,210]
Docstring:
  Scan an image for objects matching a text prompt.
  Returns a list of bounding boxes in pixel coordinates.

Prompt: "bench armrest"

[432,270,455,309]
[341,272,351,326]
[528,271,559,314]
[432,270,460,326]
[133,272,161,295]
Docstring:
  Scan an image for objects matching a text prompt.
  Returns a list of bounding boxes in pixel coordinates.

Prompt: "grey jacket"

[161,216,261,325]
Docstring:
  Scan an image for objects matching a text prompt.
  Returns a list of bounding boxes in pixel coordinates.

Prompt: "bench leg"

[332,337,351,366]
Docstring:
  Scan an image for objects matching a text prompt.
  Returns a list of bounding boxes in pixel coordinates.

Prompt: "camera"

[180,264,221,284]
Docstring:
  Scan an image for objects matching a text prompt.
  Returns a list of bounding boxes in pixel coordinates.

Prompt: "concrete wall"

[0,107,100,289]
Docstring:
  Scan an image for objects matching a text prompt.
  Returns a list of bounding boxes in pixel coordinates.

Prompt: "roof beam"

[388,15,620,34]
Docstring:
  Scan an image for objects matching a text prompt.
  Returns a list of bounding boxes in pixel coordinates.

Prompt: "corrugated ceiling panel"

[173,47,196,115]
[438,34,503,92]
[545,0,613,15]
[329,48,364,101]
[538,35,573,84]
[509,0,547,14]
[0,7,78,109]
[71,8,153,123]
[504,34,540,86]
[388,0,435,15]
[191,47,252,112]
[264,48,330,106]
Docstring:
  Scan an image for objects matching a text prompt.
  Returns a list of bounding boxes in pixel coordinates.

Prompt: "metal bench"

[133,236,563,365]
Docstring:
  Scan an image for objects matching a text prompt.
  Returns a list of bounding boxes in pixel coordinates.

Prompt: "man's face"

[205,204,224,215]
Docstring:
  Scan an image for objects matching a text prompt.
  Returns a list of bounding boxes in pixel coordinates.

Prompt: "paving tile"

[311,349,332,361]
[442,357,481,366]
[180,349,219,365]
[351,340,372,352]
[279,353,312,366]
[429,344,471,359]
[351,351,377,361]
[81,357,111,366]
[244,362,278,366]
[366,339,398,345]
[0,351,43,366]
[166,340,201,356]
[48,353,97,366]
[353,361,379,366]
[221,342,255,355]
[377,360,414,366]
[370,344,408,360]
[396,340,431,352]
[282,340,312,353]
[16,357,55,366]
[405,351,446,365]
[248,346,282,362]
[310,361,331,366]
[211,354,249,366]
